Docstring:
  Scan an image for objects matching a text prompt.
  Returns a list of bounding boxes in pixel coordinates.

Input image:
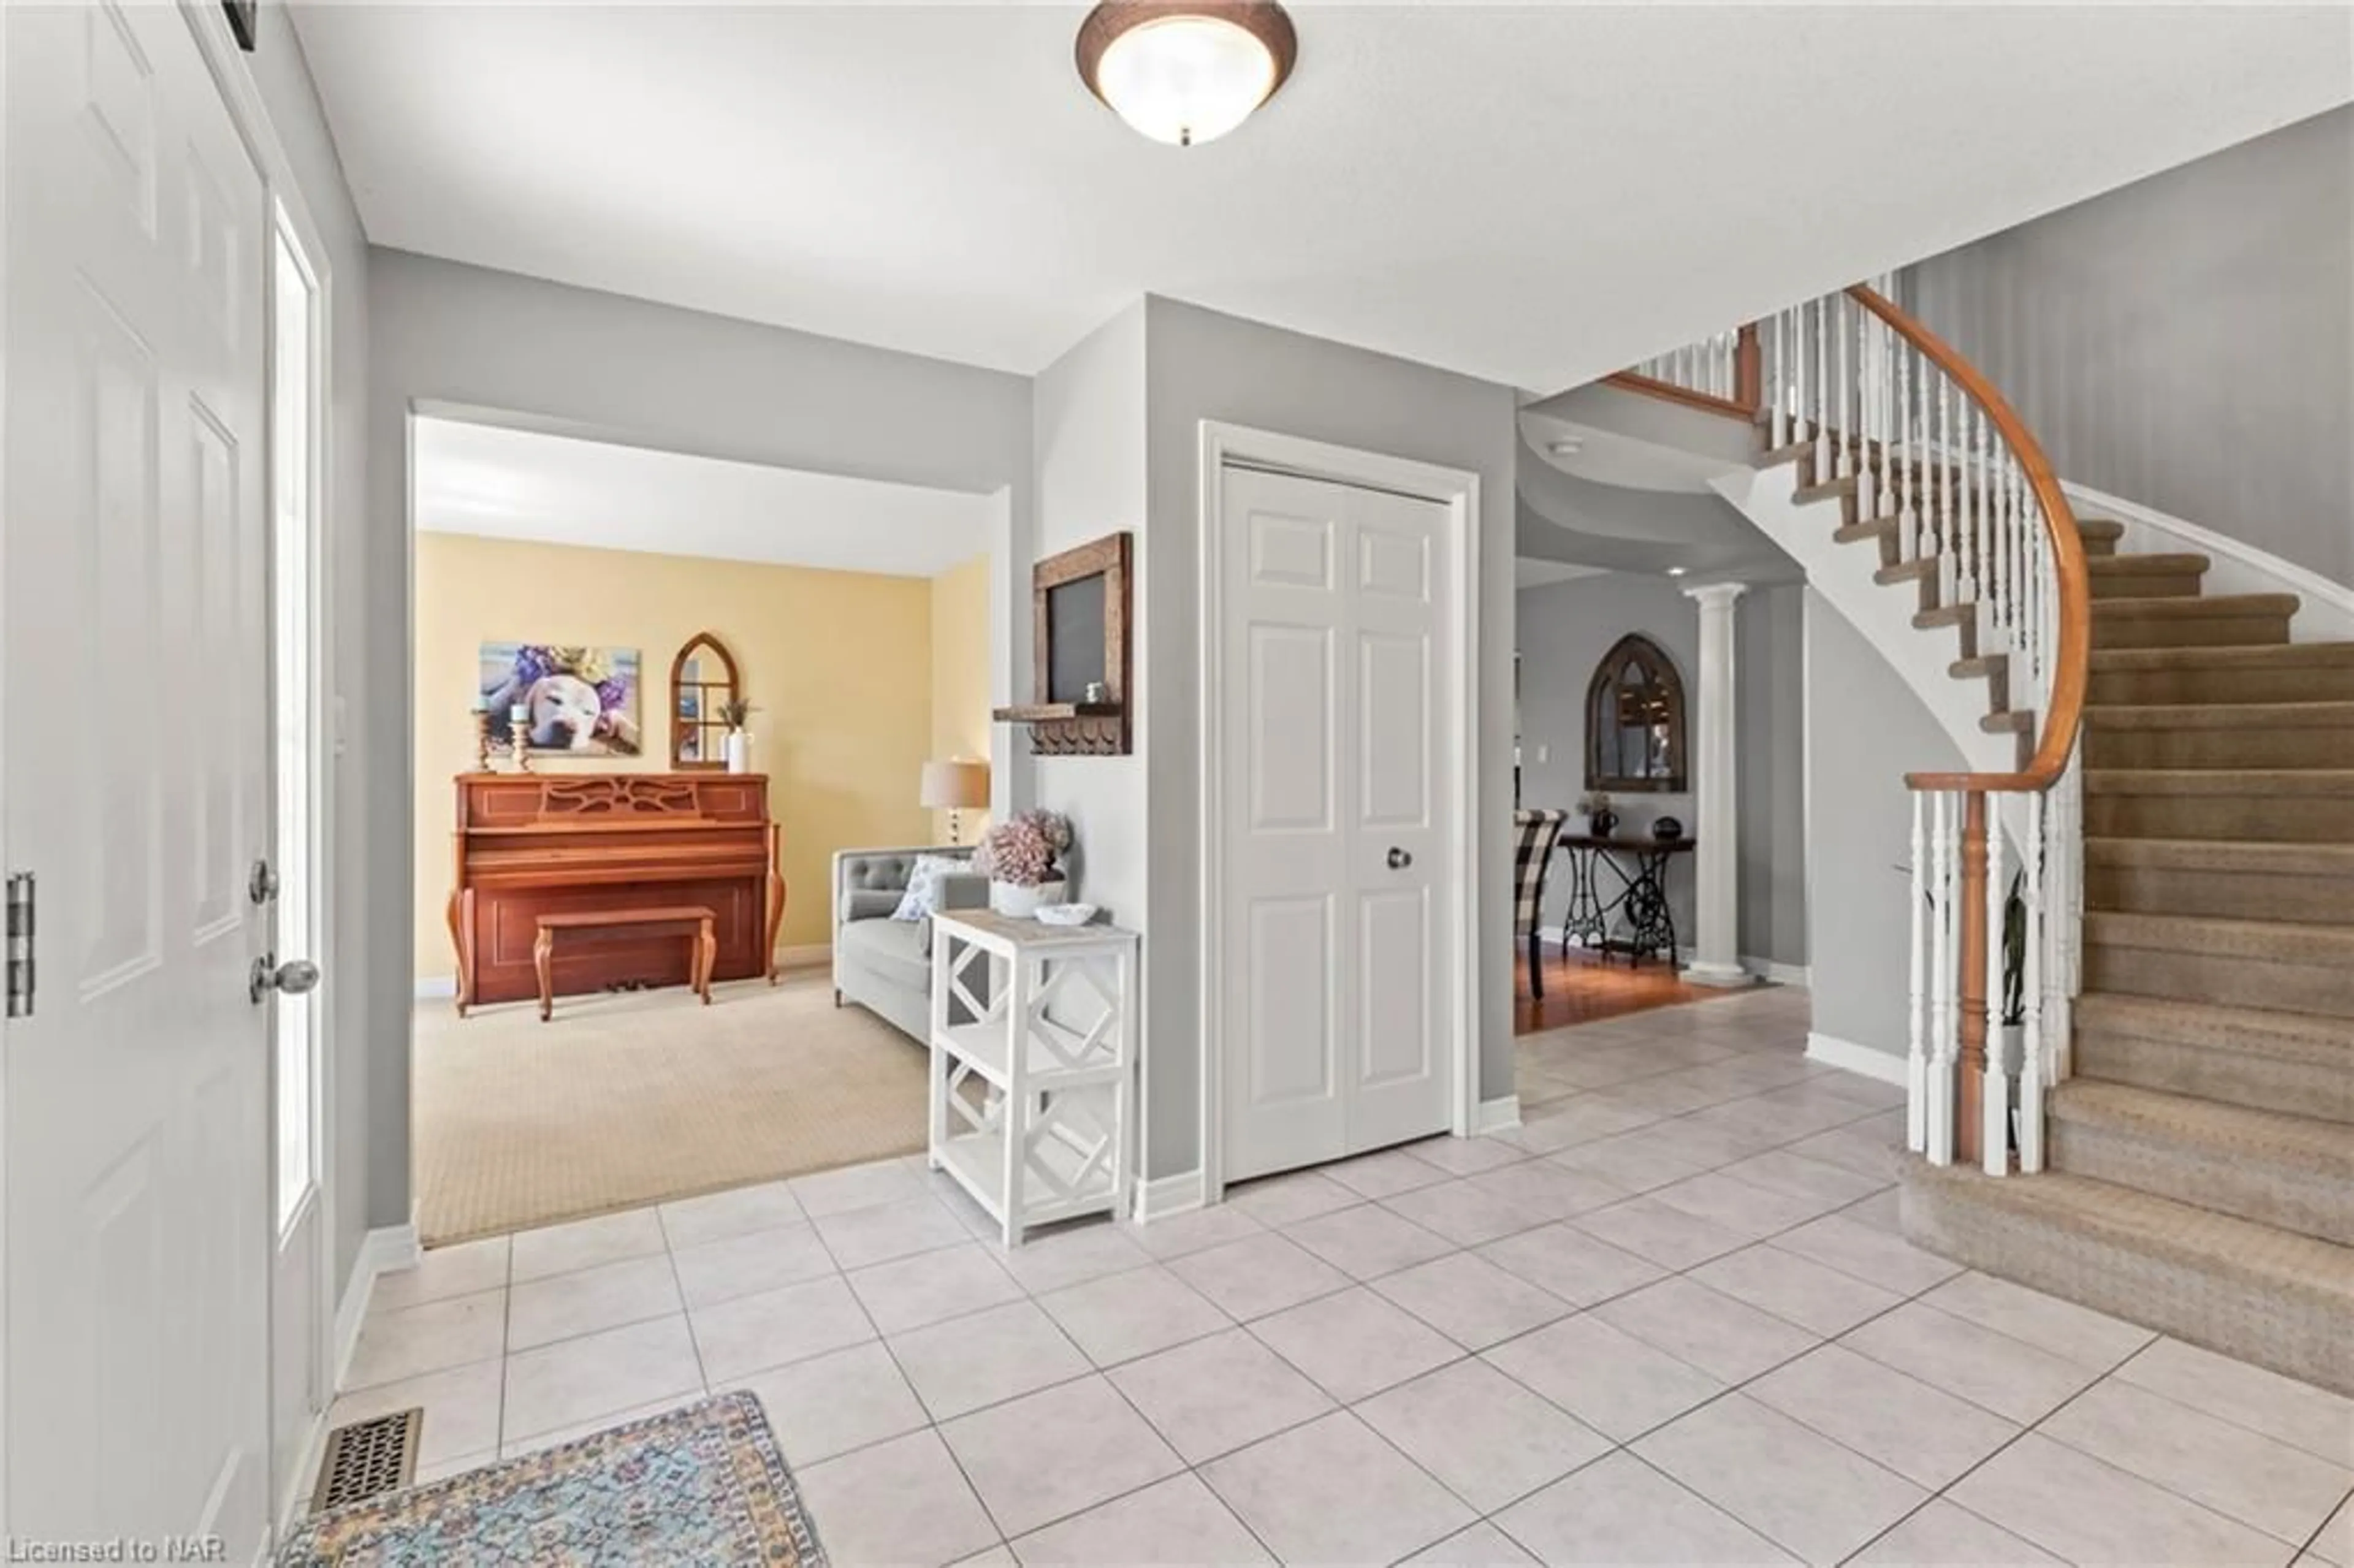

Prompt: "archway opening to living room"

[408,414,1001,1247]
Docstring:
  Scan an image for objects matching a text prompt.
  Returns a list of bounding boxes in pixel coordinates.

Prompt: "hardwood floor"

[1513,946,1713,1033]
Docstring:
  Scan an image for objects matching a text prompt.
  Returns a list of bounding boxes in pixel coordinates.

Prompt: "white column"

[1682,582,1750,986]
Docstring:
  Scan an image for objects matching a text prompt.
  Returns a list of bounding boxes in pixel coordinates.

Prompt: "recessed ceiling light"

[1666,566,1689,577]
[1548,437,1585,457]
[1076,2,1298,147]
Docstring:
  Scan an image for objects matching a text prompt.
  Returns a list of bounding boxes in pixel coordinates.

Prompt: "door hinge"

[6,873,34,1019]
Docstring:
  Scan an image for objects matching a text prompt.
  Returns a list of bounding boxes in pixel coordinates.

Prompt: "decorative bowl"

[1651,816,1685,842]
[1032,902,1099,927]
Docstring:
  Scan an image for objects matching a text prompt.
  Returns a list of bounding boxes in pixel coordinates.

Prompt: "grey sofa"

[832,845,988,1041]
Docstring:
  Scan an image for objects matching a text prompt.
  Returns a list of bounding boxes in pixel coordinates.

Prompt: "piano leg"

[533,927,555,1022]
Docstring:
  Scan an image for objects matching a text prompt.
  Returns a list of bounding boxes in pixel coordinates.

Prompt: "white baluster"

[1908,791,1928,1154]
[1813,299,1830,477]
[1938,375,1956,607]
[1837,294,1855,479]
[1928,790,1956,1166]
[1853,302,1873,518]
[1984,804,2009,1176]
[1770,311,1788,449]
[1904,341,1922,562]
[2021,790,2047,1173]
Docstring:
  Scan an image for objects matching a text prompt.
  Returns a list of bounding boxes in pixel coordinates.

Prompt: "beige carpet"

[413,972,928,1246]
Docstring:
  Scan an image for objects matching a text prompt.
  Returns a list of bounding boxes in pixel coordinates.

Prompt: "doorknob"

[250,956,321,1005]
[1387,847,1412,869]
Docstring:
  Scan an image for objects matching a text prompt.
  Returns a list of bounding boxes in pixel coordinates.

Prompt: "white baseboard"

[1805,1031,1908,1087]
[294,1223,421,1530]
[1476,1094,1523,1134]
[414,976,456,1000]
[333,1223,421,1389]
[1133,1169,1204,1222]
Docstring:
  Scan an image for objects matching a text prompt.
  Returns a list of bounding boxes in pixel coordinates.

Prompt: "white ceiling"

[294,4,2351,390]
[413,417,996,576]
[1515,559,1609,591]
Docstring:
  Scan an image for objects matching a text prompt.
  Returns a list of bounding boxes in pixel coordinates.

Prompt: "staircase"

[1908,520,2354,1395]
[1621,286,2354,1398]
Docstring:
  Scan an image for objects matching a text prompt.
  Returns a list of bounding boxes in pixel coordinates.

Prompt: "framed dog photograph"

[479,642,642,756]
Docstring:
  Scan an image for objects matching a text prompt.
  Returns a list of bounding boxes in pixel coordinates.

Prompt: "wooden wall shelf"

[994,702,1122,722]
[1002,531,1133,757]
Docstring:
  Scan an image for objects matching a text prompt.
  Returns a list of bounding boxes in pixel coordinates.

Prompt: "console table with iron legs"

[1555,835,1694,969]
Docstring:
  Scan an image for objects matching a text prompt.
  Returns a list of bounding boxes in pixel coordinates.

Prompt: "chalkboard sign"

[997,531,1132,755]
[1047,574,1108,702]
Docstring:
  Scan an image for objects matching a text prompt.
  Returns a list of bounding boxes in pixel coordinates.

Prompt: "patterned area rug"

[278,1393,826,1567]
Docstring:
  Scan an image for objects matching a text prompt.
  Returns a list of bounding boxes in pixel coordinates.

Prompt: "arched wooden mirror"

[669,631,741,770]
[1585,633,1687,792]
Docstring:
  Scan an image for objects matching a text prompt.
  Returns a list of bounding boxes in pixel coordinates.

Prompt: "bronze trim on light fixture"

[1075,1,1300,113]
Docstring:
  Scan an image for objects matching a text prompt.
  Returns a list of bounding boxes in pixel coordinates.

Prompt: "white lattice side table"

[928,909,1140,1247]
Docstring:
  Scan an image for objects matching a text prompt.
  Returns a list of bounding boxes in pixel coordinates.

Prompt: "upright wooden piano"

[448,773,785,1013]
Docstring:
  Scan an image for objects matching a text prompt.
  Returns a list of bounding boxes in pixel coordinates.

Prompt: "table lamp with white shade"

[921,758,991,845]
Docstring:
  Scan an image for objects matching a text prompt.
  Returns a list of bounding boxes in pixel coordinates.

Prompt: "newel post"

[1954,791,1990,1167]
[1734,322,1763,414]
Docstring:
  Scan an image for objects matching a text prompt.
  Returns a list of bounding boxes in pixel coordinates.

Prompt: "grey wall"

[249,10,375,1288]
[366,251,1035,1226]
[1514,574,1807,970]
[1804,590,1967,1060]
[1030,305,1149,944]
[1910,104,2354,587]
[1141,296,1522,1178]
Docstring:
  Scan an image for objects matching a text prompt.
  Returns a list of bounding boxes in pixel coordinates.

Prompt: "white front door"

[4,1,272,1552]
[1219,465,1454,1184]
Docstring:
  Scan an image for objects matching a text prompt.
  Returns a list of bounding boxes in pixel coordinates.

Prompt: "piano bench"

[531,906,718,1022]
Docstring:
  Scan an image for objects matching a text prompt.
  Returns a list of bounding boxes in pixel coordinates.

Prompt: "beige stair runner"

[1897,512,2354,1396]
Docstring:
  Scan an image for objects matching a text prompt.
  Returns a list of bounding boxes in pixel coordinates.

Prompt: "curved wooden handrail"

[1842,285,2090,794]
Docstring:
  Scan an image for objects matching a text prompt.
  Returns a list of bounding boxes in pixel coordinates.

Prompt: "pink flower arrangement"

[974,809,1073,888]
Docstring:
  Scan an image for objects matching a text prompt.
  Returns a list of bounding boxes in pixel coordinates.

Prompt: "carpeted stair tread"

[2074,991,2354,1064]
[2087,767,2354,797]
[2084,910,2354,967]
[2084,835,2354,924]
[2085,555,2209,600]
[2091,643,2354,673]
[2084,700,2354,731]
[2093,593,2301,620]
[2049,1081,2353,1246]
[2052,1081,2352,1177]
[2075,518,2125,548]
[2084,836,2354,874]
[2088,553,2210,575]
[1900,1158,2354,1395]
[2073,994,2354,1124]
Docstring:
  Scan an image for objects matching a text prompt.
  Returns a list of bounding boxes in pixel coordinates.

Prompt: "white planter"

[989,879,1067,919]
[725,729,751,774]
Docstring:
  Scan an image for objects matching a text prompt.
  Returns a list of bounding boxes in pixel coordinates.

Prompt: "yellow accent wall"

[413,533,936,979]
[929,552,995,845]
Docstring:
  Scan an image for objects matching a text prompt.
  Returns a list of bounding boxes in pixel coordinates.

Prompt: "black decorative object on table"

[224,0,257,50]
[1651,816,1685,842]
[1555,834,1694,967]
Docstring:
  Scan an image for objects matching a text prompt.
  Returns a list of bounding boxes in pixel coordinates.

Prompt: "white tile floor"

[333,984,2354,1566]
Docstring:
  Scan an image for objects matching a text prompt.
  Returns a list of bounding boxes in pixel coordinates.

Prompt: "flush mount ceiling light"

[1076,1,1298,147]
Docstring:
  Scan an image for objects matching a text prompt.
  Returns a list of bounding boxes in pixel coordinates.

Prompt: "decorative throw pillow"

[891,854,967,922]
